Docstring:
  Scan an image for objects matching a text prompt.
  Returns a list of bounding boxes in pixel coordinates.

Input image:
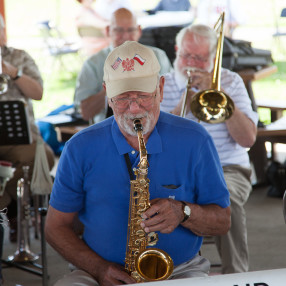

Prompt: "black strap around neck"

[124,153,135,180]
[106,105,113,118]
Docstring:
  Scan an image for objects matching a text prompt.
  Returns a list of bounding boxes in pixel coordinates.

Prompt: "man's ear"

[103,82,112,107]
[175,45,178,52]
[159,76,165,103]
[107,98,112,108]
[137,25,142,38]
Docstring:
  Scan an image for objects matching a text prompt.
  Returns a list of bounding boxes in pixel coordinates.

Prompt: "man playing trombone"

[161,23,258,274]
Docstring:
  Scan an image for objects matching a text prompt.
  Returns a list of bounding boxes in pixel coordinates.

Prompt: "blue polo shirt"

[50,111,229,266]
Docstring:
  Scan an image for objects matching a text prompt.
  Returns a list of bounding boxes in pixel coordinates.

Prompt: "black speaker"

[139,25,185,64]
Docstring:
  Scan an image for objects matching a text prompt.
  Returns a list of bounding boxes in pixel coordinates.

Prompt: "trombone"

[181,12,235,124]
[180,69,192,118]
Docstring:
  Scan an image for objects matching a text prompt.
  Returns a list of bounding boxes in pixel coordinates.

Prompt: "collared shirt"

[161,68,259,167]
[50,111,230,266]
[74,45,173,123]
[0,46,43,136]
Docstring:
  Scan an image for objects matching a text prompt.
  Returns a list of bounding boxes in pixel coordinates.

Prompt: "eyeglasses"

[111,94,156,109]
[112,27,139,35]
[178,53,209,63]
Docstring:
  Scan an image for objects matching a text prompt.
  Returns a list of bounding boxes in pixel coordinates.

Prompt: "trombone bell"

[190,89,234,123]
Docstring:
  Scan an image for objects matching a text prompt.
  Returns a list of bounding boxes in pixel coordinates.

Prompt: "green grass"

[33,72,78,119]
[32,54,82,119]
[253,61,286,124]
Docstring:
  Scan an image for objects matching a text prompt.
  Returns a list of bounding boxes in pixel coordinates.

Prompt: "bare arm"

[45,206,135,286]
[225,106,257,148]
[80,89,106,121]
[2,61,43,100]
[180,202,231,236]
[141,198,231,236]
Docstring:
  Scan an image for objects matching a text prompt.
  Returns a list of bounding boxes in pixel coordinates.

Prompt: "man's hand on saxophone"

[141,198,230,236]
[141,198,184,233]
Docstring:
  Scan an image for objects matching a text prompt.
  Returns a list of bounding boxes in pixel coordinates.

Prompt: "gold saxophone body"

[125,119,173,283]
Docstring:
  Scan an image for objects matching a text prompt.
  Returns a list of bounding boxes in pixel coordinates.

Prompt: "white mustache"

[118,112,151,136]
[124,112,148,120]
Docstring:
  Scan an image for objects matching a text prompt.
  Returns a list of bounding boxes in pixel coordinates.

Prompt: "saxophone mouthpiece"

[133,119,143,132]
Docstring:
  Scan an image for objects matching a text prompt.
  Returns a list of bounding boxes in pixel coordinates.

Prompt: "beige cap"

[103,41,161,98]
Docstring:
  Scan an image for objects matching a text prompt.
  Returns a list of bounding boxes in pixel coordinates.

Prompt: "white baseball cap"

[103,41,161,98]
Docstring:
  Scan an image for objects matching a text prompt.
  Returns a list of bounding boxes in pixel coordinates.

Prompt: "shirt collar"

[111,116,162,155]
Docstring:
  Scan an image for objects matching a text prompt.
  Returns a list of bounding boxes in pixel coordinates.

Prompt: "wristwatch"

[181,201,191,223]
[13,68,23,80]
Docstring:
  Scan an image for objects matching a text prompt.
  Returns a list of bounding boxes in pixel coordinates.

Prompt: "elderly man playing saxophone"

[45,41,230,286]
[161,24,258,274]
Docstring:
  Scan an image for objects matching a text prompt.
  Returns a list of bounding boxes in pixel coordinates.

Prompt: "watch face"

[184,205,191,216]
[17,69,23,78]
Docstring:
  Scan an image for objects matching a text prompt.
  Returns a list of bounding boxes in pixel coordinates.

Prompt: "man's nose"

[186,57,196,66]
[129,99,141,112]
[123,33,133,41]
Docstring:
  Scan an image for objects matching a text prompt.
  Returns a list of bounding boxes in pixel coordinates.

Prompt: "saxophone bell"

[135,248,173,281]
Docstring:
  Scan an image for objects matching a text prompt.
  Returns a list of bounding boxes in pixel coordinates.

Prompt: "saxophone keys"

[147,232,158,246]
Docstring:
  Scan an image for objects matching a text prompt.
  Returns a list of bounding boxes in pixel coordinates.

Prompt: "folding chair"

[273,8,286,38]
[37,20,81,72]
[273,8,286,56]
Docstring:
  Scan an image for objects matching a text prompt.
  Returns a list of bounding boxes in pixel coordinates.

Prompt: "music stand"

[0,100,48,285]
[0,100,32,146]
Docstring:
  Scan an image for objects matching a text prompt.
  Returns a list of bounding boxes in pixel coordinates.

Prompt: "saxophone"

[125,119,173,282]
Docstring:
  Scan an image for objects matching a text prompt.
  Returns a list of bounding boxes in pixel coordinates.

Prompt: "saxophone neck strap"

[124,153,135,180]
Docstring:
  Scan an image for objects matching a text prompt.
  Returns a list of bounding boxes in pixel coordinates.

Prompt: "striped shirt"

[161,68,259,167]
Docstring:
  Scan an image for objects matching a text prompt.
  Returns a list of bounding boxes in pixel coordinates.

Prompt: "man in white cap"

[45,41,230,285]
